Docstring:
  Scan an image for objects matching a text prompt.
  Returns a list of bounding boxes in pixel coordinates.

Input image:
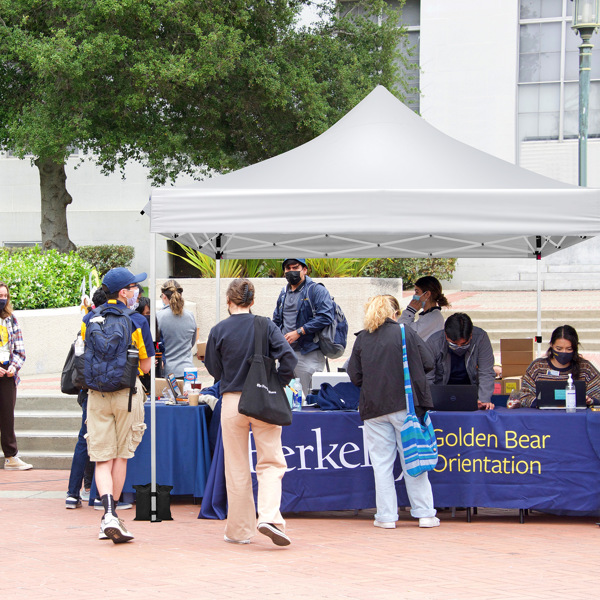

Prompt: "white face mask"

[127,287,140,309]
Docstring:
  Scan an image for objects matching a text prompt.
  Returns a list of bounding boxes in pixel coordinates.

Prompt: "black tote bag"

[238,316,292,426]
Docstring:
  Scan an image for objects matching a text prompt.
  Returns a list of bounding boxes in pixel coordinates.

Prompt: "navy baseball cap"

[102,267,147,294]
[282,258,307,268]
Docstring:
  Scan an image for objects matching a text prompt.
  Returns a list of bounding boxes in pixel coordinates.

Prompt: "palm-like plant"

[168,242,242,278]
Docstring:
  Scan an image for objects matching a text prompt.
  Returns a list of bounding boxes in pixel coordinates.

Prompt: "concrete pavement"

[0,468,598,599]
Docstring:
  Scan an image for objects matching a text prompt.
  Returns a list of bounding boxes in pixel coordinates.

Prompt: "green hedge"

[362,258,457,287]
[0,247,93,309]
[76,245,134,277]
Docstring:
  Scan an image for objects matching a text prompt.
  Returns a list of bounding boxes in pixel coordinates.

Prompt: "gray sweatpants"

[293,349,325,395]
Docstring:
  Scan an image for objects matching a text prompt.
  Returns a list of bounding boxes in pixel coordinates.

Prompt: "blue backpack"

[306,283,348,359]
[83,304,137,393]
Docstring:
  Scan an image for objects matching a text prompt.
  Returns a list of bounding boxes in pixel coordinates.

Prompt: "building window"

[395,0,420,112]
[518,0,600,141]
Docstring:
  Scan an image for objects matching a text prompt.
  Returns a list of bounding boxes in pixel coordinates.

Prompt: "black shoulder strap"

[253,316,269,356]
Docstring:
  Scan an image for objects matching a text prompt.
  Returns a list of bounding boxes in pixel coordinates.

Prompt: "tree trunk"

[35,157,77,253]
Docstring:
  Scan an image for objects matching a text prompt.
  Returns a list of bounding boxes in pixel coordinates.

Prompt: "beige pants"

[221,392,287,542]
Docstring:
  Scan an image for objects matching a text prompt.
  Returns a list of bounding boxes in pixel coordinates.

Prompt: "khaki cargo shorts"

[85,382,147,462]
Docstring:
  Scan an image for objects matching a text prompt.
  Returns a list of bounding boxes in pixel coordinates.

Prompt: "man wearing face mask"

[273,259,335,394]
[82,267,154,543]
[427,312,496,410]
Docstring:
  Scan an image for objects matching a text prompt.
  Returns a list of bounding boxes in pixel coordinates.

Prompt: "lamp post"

[572,0,600,186]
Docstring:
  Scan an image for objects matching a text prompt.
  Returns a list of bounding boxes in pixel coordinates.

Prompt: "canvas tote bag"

[238,316,292,426]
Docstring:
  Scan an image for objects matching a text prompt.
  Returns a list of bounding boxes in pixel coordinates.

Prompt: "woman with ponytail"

[205,279,297,546]
[399,276,450,341]
[157,279,198,378]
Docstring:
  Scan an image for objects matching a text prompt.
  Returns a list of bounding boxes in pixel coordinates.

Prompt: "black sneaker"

[257,522,291,547]
[65,496,82,509]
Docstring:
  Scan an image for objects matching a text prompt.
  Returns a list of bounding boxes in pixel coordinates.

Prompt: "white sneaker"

[374,520,396,529]
[4,455,33,471]
[224,535,250,544]
[419,517,441,528]
[102,514,134,543]
[98,518,109,540]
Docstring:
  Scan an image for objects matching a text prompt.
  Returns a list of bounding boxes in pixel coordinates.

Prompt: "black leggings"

[0,376,18,458]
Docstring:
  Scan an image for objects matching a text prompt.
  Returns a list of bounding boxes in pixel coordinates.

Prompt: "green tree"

[0,0,413,252]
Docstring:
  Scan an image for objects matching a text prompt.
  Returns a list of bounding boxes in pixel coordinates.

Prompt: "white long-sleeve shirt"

[398,306,444,341]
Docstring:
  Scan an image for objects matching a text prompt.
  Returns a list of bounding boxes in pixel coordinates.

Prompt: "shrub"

[76,245,134,277]
[363,258,457,287]
[0,247,93,309]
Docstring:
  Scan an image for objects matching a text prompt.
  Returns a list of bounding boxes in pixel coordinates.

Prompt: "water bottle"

[291,378,303,411]
[74,335,85,356]
[565,374,576,413]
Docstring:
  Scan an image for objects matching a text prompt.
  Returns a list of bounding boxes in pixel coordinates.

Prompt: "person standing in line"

[272,258,334,394]
[399,275,450,341]
[82,268,154,543]
[206,279,297,546]
[0,282,32,471]
[348,295,439,529]
[157,279,198,378]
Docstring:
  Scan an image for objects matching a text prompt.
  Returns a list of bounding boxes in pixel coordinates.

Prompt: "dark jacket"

[347,319,435,421]
[205,313,297,393]
[426,326,496,403]
[272,276,335,354]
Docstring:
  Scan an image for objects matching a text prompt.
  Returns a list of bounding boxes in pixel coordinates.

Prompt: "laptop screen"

[431,385,479,411]
[535,380,587,409]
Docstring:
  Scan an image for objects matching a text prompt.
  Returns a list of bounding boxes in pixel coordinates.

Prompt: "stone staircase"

[14,394,80,470]
[450,309,600,357]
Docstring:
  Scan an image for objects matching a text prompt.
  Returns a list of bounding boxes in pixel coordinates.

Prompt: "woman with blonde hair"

[348,295,438,529]
[157,279,198,378]
[205,279,297,546]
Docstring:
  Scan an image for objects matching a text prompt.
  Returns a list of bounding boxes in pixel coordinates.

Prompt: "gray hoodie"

[426,326,496,403]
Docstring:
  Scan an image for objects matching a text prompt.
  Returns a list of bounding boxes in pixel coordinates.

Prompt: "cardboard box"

[500,338,534,353]
[196,341,207,359]
[502,377,522,395]
[501,363,530,378]
[156,377,183,394]
[500,350,534,365]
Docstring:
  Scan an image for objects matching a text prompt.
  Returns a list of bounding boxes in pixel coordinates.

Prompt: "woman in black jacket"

[348,295,439,529]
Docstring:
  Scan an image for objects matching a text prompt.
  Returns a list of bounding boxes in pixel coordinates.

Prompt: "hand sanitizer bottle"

[565,374,576,413]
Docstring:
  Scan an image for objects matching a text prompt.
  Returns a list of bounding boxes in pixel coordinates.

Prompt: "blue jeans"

[67,398,90,498]
[363,409,436,522]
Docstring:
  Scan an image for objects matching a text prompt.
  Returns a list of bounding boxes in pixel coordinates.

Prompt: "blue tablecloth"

[90,403,211,502]
[199,407,600,519]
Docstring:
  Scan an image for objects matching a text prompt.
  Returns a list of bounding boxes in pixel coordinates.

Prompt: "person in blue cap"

[81,267,155,543]
[272,259,334,394]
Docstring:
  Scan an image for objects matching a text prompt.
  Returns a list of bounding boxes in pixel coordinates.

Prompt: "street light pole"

[572,0,600,186]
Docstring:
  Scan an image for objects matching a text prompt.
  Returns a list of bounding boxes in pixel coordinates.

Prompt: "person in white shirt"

[399,276,450,341]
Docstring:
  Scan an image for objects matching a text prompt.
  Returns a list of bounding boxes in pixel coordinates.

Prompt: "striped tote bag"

[399,324,438,477]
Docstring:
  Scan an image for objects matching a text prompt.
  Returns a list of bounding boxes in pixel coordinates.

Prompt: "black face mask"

[0,299,6,311]
[285,271,302,286]
[552,349,574,365]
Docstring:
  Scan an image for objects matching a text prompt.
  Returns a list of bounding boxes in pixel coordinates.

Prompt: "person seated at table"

[157,280,198,378]
[399,276,450,341]
[508,325,600,408]
[347,294,439,529]
[427,313,496,410]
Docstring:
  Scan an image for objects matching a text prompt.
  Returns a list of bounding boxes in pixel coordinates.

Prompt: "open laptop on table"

[535,380,587,409]
[431,384,479,411]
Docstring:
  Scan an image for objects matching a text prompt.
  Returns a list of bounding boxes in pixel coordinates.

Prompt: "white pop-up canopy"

[149,85,600,259]
[145,86,600,520]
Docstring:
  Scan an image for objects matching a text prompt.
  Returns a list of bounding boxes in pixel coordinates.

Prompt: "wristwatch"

[297,328,304,336]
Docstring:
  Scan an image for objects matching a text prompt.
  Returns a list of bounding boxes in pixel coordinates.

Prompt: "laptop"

[431,385,479,411]
[535,380,587,409]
